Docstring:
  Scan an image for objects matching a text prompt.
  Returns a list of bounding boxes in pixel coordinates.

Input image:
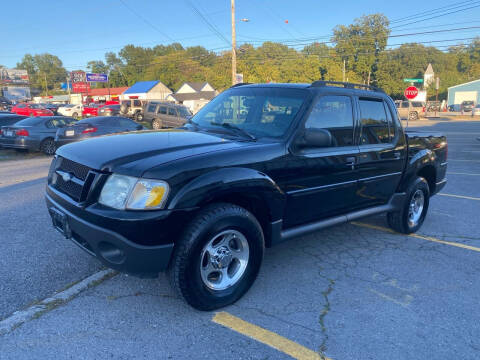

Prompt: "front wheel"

[135,112,143,122]
[387,177,430,234]
[409,111,419,121]
[168,203,264,311]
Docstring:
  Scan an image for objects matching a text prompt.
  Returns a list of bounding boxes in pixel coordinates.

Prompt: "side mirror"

[298,128,332,148]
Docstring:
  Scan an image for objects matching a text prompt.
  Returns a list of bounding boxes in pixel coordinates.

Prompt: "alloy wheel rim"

[200,229,249,291]
[45,140,55,155]
[408,189,424,227]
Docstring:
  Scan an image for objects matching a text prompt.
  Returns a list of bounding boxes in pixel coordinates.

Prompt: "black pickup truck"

[45,81,447,310]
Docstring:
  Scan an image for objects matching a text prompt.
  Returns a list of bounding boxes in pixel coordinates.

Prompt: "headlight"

[98,174,169,210]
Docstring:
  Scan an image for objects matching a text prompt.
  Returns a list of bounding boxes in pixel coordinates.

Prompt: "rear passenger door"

[354,97,406,208]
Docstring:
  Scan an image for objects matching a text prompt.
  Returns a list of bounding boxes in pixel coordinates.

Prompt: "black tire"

[152,118,162,129]
[40,138,56,155]
[409,111,419,121]
[72,112,78,118]
[168,203,264,311]
[135,112,143,122]
[387,177,430,234]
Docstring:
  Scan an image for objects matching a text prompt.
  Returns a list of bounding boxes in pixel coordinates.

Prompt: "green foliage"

[16,53,67,95]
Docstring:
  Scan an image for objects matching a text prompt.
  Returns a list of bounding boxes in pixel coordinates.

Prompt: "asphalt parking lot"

[1,118,479,360]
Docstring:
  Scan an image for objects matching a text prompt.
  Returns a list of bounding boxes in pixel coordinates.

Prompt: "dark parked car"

[0,116,76,155]
[46,81,447,310]
[143,101,192,129]
[55,116,143,149]
[461,100,475,113]
[98,104,121,116]
[43,103,61,115]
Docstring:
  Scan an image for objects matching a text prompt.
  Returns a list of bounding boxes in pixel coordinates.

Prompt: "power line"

[184,0,231,47]
[390,3,480,29]
[118,0,174,42]
[390,0,476,23]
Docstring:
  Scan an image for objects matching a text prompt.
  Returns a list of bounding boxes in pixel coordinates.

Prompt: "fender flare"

[168,167,286,221]
[397,149,436,193]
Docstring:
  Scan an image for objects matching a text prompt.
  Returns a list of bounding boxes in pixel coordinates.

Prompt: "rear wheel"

[387,177,430,234]
[168,203,264,310]
[72,112,78,118]
[40,138,56,155]
[152,119,162,129]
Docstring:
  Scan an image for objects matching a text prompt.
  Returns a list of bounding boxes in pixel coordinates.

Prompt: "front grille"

[59,157,90,181]
[54,176,84,201]
[51,156,98,202]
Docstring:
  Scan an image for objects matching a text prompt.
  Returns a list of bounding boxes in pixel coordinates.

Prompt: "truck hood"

[56,130,250,176]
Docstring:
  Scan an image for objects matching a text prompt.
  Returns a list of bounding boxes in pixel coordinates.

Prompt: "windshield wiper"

[210,122,256,140]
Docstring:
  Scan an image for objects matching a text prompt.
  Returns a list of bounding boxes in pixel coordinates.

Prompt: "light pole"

[231,0,236,85]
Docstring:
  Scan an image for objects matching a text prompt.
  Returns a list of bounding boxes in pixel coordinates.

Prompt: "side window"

[17,104,26,108]
[305,95,354,147]
[159,106,167,115]
[167,107,176,116]
[147,104,156,112]
[401,101,409,108]
[359,98,390,145]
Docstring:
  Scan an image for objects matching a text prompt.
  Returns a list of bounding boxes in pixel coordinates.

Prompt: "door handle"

[345,156,356,170]
[393,152,401,159]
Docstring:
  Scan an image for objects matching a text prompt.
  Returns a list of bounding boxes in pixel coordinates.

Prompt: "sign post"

[404,86,419,127]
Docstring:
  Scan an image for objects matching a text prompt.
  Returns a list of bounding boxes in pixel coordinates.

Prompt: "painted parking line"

[352,222,480,253]
[447,172,480,176]
[212,312,327,360]
[448,159,480,162]
[438,193,480,201]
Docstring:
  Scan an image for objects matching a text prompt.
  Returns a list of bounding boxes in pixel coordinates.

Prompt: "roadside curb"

[0,269,117,336]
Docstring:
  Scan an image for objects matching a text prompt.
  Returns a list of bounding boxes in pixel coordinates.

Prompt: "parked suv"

[396,100,425,120]
[461,100,475,113]
[143,101,192,129]
[45,81,447,310]
[120,99,145,121]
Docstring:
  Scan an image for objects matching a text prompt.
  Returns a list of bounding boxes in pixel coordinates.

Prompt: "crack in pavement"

[318,279,335,359]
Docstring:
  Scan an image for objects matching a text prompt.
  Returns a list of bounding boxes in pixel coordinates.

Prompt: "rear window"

[133,100,141,107]
[412,102,423,107]
[14,117,45,126]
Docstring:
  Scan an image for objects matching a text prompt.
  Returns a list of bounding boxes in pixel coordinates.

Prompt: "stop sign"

[404,86,419,100]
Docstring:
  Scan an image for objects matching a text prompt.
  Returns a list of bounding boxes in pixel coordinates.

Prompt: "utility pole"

[435,77,440,117]
[44,73,48,96]
[231,0,237,85]
[342,59,346,82]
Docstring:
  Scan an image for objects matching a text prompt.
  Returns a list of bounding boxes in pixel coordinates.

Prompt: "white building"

[167,82,217,113]
[120,81,172,101]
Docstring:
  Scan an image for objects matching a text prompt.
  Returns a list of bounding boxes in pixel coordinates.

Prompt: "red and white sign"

[404,86,419,100]
[72,82,91,93]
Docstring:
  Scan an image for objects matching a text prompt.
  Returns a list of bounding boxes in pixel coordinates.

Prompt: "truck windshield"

[191,87,307,139]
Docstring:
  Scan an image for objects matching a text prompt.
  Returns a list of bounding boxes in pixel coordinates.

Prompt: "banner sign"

[86,73,108,82]
[0,69,29,84]
[72,82,90,93]
[70,71,86,83]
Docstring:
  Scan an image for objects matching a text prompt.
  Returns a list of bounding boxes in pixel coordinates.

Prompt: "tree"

[16,53,67,95]
[333,14,390,85]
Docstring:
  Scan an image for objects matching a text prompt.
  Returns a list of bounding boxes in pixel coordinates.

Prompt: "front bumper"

[46,191,175,278]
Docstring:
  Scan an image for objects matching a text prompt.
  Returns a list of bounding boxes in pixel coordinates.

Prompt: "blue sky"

[2,0,479,70]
